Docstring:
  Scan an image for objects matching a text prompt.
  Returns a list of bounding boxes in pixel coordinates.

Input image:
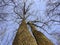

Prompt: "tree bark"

[29,22,54,45]
[12,20,37,45]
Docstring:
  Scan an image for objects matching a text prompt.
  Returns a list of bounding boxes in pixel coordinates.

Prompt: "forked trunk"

[13,20,37,45]
[29,22,54,45]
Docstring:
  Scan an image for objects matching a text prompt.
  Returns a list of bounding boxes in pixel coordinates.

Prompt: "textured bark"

[12,20,37,45]
[29,22,54,45]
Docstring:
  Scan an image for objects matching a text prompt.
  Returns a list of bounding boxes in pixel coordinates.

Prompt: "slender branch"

[0,13,9,21]
[25,2,33,13]
[14,6,23,19]
[0,0,8,7]
[27,22,51,35]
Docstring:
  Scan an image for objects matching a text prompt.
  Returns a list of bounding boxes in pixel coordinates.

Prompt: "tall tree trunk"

[12,20,37,45]
[29,22,54,45]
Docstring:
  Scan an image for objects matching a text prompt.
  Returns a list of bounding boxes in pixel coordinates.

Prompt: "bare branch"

[13,0,34,19]
[46,1,60,16]
[27,22,51,35]
[13,6,23,19]
[25,2,33,13]
[0,0,10,7]
[0,13,9,21]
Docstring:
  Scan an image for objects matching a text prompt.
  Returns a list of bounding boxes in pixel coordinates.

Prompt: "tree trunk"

[29,22,54,45]
[12,20,37,45]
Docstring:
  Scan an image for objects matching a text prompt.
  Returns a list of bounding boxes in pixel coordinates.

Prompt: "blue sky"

[0,0,60,45]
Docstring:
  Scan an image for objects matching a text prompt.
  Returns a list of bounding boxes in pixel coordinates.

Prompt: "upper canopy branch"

[13,0,34,19]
